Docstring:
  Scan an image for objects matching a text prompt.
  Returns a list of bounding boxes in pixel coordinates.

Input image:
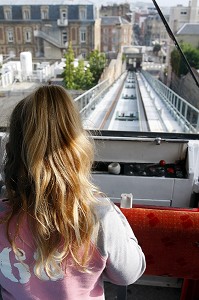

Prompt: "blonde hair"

[4,85,99,279]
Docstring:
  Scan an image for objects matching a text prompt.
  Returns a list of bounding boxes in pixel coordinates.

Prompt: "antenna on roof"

[152,0,199,88]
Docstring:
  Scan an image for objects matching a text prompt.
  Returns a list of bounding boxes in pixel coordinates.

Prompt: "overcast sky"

[4,0,191,8]
[94,0,190,7]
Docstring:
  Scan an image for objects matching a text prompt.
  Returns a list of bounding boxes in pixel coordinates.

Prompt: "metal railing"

[34,30,65,48]
[142,71,199,133]
[74,79,110,118]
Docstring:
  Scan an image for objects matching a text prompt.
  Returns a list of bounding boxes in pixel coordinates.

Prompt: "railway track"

[85,71,159,132]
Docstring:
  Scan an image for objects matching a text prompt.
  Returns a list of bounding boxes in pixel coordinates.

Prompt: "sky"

[92,0,190,7]
[3,0,191,8]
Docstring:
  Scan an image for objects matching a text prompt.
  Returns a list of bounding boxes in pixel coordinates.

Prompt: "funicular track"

[98,74,127,129]
[98,71,148,131]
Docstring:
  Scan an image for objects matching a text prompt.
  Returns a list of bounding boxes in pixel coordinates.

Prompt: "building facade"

[101,16,132,55]
[169,0,199,33]
[0,1,101,60]
[100,3,131,19]
[176,23,199,47]
[142,14,169,46]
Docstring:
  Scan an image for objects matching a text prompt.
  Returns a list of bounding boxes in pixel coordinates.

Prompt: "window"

[62,31,67,45]
[61,10,67,20]
[24,29,32,43]
[81,52,87,58]
[4,9,12,20]
[8,48,15,57]
[41,9,49,20]
[80,29,86,43]
[7,29,14,43]
[23,8,30,20]
[103,36,108,43]
[79,7,87,20]
[180,11,187,15]
[103,45,108,52]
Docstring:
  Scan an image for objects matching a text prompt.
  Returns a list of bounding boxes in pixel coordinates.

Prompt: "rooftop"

[101,16,131,25]
[177,23,199,35]
[0,0,95,5]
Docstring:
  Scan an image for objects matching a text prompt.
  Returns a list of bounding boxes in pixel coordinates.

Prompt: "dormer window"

[41,7,49,19]
[23,7,31,20]
[60,7,68,21]
[4,7,12,20]
[61,10,67,20]
[58,7,68,26]
[79,7,87,20]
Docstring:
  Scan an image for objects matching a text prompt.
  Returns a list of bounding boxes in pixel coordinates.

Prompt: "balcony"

[57,19,68,26]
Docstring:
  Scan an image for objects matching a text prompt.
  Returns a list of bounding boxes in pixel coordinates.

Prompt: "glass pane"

[0,0,198,139]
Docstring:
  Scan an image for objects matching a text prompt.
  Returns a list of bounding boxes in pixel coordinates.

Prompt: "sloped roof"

[0,0,95,4]
[0,3,94,20]
[177,23,199,35]
[101,16,130,25]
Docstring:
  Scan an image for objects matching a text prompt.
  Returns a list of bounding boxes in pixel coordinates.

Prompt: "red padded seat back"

[120,207,199,280]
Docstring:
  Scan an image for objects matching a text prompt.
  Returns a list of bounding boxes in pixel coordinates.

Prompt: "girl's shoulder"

[93,196,118,220]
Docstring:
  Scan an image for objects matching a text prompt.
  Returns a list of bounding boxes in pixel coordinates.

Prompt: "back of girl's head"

[6,84,93,195]
[4,85,98,278]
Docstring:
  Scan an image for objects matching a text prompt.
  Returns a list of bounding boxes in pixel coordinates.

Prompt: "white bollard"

[120,193,133,208]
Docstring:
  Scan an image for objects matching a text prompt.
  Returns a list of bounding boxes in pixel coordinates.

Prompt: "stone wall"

[170,70,199,110]
[99,53,126,85]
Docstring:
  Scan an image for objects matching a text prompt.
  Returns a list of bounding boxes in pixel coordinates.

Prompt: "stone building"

[101,16,132,55]
[100,3,131,18]
[142,14,169,46]
[0,0,101,60]
[176,23,199,48]
[169,0,199,34]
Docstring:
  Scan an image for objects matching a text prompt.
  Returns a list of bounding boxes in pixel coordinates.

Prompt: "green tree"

[73,60,94,90]
[62,42,76,89]
[83,66,94,90]
[170,48,181,76]
[73,60,85,90]
[87,50,106,84]
[170,43,199,76]
[153,44,161,56]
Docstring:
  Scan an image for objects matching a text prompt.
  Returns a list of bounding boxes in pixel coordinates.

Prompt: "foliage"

[153,44,161,56]
[83,66,94,90]
[170,48,181,76]
[170,43,199,77]
[74,60,94,90]
[62,46,106,90]
[87,50,106,84]
[122,53,126,63]
[62,42,76,89]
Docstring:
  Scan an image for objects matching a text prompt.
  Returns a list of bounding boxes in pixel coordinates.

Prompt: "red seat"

[120,206,199,300]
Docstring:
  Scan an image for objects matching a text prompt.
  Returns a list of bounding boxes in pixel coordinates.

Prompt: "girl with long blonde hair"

[0,85,145,300]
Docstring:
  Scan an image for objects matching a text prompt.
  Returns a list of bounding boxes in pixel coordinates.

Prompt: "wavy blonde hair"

[4,85,99,279]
